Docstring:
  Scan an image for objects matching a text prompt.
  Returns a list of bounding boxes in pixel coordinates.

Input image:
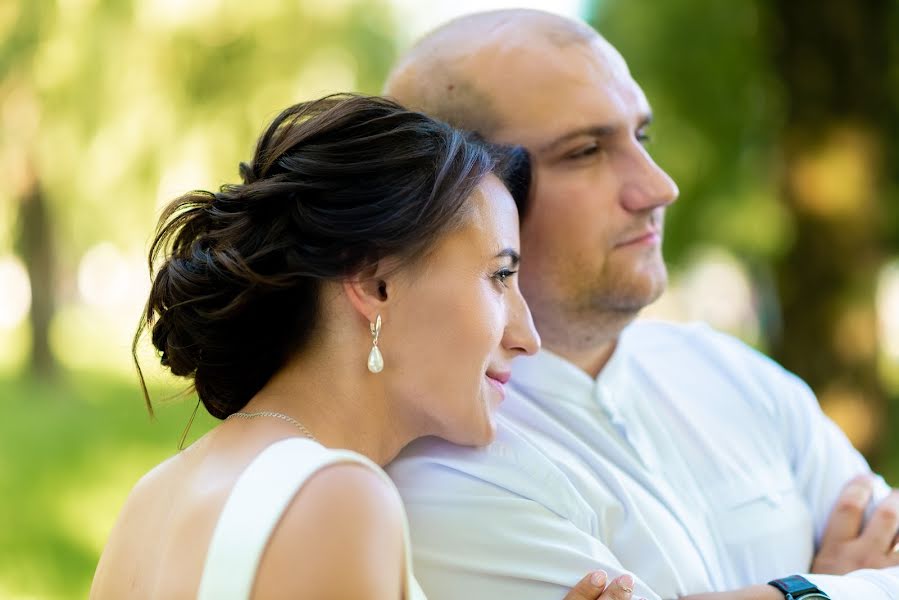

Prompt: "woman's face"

[383,174,540,446]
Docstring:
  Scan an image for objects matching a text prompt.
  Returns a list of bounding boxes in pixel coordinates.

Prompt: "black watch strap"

[768,575,831,599]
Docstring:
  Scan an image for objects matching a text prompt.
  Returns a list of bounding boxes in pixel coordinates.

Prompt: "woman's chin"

[480,421,498,445]
[475,409,498,446]
[448,413,497,448]
[433,391,500,448]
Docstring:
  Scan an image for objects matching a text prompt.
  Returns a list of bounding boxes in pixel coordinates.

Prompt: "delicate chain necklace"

[226,410,318,442]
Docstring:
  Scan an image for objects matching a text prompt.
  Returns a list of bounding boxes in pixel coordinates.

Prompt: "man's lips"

[616,228,661,247]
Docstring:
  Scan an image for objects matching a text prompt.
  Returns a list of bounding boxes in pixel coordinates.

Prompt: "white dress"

[196,437,427,599]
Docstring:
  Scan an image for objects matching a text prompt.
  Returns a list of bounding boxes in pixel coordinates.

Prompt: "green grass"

[2,370,897,599]
[0,371,216,599]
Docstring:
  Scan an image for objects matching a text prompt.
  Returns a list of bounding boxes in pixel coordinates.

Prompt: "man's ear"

[342,262,395,324]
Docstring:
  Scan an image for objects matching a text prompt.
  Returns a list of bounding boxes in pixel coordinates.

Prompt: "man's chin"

[601,267,668,315]
[644,267,668,306]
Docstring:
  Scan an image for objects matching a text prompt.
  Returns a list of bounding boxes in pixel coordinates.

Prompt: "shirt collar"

[510,333,630,411]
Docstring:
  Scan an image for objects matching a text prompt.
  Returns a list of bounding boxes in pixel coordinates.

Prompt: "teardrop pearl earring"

[367,314,384,373]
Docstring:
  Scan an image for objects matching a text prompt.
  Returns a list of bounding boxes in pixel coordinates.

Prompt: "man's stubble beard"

[523,253,668,354]
[585,258,667,316]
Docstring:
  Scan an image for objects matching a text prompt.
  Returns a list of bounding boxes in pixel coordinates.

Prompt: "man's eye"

[568,144,599,159]
[636,132,651,145]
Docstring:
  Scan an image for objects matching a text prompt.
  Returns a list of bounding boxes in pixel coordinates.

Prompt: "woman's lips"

[486,371,511,384]
[485,371,511,400]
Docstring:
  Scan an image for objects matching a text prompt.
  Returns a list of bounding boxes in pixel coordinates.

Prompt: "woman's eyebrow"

[495,248,520,266]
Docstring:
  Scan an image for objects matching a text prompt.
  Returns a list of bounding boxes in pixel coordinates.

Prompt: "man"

[382,9,899,600]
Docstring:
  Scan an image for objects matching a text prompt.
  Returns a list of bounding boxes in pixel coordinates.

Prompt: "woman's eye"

[636,131,651,145]
[492,268,517,287]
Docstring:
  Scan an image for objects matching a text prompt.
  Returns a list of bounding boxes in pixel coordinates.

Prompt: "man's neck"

[546,339,618,379]
[537,312,633,378]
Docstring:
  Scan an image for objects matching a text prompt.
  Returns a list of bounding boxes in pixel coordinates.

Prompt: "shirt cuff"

[803,566,899,600]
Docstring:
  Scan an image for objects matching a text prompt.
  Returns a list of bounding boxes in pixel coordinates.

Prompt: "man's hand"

[812,474,899,574]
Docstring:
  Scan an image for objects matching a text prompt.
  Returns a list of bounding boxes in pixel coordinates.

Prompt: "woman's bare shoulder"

[253,461,407,599]
[90,453,187,599]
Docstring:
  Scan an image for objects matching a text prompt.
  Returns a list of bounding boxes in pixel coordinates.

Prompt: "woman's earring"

[367,314,384,373]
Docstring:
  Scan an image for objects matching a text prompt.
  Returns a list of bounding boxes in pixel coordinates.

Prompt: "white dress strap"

[196,437,426,600]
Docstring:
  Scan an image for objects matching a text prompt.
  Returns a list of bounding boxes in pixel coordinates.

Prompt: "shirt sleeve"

[805,566,899,599]
[758,351,898,597]
[774,369,892,543]
[389,444,663,600]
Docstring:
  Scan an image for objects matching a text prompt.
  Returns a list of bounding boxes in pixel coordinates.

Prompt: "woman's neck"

[241,352,416,466]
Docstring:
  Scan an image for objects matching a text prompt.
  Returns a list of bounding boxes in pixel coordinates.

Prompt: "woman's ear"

[342,259,399,323]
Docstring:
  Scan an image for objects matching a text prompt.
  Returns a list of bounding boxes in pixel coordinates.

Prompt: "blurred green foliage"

[2,0,396,262]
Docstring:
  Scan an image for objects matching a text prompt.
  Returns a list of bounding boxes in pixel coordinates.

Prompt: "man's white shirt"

[387,320,895,600]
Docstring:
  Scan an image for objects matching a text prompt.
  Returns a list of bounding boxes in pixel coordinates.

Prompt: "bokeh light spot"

[0,255,32,331]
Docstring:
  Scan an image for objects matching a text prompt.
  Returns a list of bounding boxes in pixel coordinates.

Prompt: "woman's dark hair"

[134,94,530,421]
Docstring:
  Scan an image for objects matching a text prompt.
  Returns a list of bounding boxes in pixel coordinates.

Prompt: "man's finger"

[860,489,899,551]
[888,550,899,567]
[820,474,874,548]
[887,532,899,566]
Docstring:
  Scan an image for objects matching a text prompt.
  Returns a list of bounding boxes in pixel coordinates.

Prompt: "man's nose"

[620,147,679,213]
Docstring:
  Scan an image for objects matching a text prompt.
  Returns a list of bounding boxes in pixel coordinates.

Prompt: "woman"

[90,95,637,599]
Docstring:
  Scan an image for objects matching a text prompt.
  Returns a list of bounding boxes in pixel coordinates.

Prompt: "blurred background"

[2,0,898,597]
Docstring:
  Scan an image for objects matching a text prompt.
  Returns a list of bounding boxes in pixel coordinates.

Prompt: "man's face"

[482,39,679,320]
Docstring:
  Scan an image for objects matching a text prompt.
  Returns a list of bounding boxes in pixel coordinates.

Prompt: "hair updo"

[135,94,530,420]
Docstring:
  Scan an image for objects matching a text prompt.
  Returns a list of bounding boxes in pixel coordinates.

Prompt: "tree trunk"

[16,174,57,379]
[768,0,895,459]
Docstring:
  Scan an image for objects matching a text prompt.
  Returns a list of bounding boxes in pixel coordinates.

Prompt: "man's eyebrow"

[537,113,654,155]
[495,248,520,266]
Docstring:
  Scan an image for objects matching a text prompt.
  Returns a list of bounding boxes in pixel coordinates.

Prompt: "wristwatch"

[768,575,831,599]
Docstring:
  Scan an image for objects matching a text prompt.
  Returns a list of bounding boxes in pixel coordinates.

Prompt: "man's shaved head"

[384,9,601,136]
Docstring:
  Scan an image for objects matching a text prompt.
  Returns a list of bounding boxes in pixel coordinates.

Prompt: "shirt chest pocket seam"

[709,465,800,512]
[702,466,815,566]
